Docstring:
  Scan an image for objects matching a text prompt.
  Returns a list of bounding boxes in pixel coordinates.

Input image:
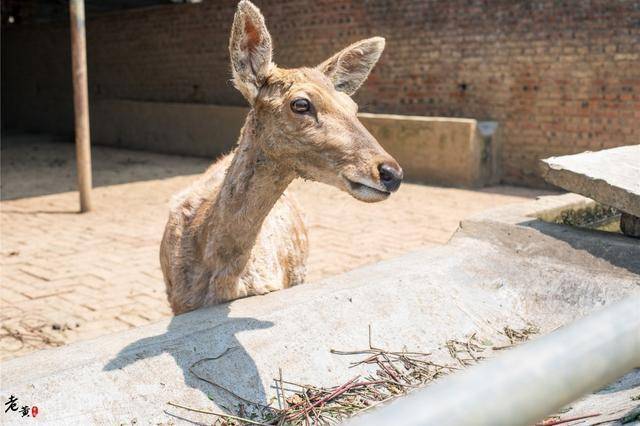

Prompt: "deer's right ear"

[229,0,273,104]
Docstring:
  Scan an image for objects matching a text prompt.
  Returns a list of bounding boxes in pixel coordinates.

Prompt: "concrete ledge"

[359,113,500,187]
[459,193,640,281]
[91,100,247,158]
[90,100,500,187]
[1,195,638,425]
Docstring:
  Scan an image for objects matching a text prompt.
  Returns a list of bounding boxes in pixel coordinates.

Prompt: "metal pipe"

[69,0,92,212]
[348,296,640,426]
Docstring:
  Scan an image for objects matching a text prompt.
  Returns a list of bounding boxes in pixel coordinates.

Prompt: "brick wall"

[2,0,639,187]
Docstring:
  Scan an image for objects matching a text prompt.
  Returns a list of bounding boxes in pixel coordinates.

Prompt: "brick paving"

[0,135,551,361]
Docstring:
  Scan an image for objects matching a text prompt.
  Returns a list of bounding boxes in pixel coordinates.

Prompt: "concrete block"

[540,145,640,217]
[90,100,247,158]
[359,113,501,187]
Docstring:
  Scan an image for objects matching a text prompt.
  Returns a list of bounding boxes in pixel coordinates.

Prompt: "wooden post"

[69,0,92,212]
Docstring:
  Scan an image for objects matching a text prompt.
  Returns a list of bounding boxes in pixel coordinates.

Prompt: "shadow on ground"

[521,219,640,276]
[1,133,212,200]
[103,304,274,422]
[596,369,640,394]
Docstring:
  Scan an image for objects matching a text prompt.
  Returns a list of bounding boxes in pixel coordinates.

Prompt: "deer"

[160,0,403,315]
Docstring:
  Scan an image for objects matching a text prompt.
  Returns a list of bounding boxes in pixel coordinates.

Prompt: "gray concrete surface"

[1,194,639,425]
[91,100,246,158]
[349,296,640,426]
[89,100,500,187]
[359,113,501,187]
[540,145,640,217]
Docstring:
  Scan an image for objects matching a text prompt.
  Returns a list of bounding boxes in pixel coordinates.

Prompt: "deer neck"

[201,111,294,277]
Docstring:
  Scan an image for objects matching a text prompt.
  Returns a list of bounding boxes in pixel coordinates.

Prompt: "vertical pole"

[69,0,92,212]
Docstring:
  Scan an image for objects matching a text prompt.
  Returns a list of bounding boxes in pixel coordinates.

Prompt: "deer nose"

[378,162,403,192]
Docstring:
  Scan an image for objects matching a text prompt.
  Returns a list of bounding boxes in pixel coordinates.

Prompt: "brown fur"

[161,0,402,314]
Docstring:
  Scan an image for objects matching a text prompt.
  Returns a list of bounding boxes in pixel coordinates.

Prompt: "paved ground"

[0,134,551,361]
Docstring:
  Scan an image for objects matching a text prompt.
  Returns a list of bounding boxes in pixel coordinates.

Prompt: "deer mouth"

[344,177,390,202]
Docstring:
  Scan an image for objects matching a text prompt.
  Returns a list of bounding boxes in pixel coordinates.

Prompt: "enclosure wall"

[2,0,638,187]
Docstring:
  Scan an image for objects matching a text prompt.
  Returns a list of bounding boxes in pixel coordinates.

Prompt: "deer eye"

[291,98,311,114]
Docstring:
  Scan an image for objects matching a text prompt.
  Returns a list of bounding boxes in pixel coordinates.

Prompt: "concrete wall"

[2,0,638,187]
[91,100,246,158]
[89,100,499,187]
[360,114,500,187]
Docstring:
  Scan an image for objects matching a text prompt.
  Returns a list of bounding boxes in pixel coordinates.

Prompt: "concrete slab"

[359,113,501,187]
[1,195,638,425]
[540,145,640,217]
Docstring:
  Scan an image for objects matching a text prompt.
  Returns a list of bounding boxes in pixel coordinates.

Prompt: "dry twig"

[537,412,601,426]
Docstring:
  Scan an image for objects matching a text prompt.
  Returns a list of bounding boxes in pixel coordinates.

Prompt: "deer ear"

[229,0,273,103]
[317,37,385,96]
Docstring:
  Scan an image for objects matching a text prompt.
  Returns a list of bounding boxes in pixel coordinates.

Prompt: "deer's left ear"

[317,37,385,96]
[229,0,274,104]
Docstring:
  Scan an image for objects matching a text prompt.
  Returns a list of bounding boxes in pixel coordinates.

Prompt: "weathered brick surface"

[2,1,639,187]
[0,135,549,360]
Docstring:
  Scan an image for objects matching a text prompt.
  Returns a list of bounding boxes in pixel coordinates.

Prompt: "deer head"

[229,0,403,202]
